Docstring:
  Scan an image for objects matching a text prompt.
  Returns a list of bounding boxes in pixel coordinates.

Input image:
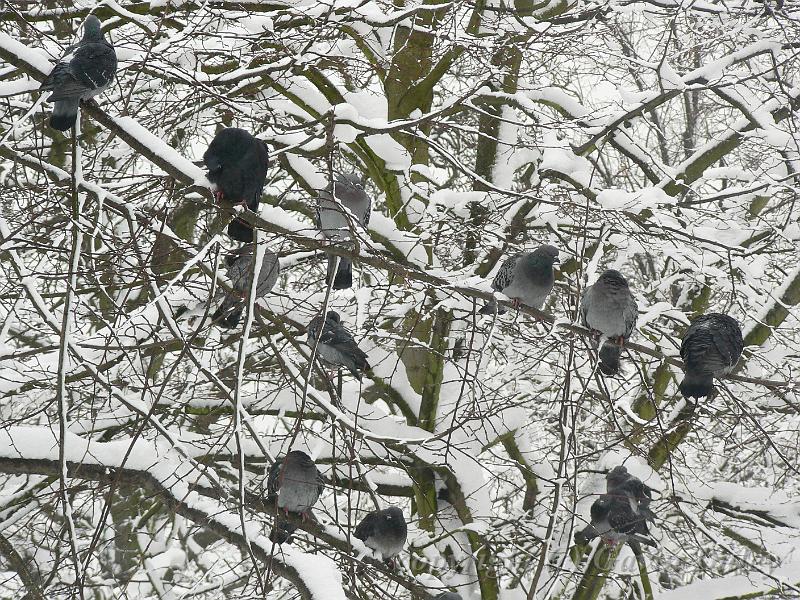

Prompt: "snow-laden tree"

[1,1,799,599]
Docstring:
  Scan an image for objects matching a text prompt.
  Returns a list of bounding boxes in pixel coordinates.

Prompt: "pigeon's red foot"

[512,298,521,310]
[214,190,224,203]
[615,336,625,347]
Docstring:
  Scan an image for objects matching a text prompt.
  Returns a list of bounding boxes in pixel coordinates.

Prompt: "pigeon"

[203,128,269,243]
[480,245,559,314]
[580,269,638,375]
[606,466,656,522]
[40,15,117,132]
[436,594,463,600]
[316,173,372,289]
[354,506,407,564]
[211,245,280,328]
[307,311,370,380]
[574,493,655,548]
[266,451,323,544]
[575,465,656,548]
[679,313,743,399]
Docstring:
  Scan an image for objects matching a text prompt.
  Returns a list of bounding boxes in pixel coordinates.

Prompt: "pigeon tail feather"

[574,525,597,545]
[330,256,353,289]
[679,373,714,399]
[599,342,621,375]
[50,98,79,131]
[479,301,506,315]
[269,517,297,545]
[228,219,254,243]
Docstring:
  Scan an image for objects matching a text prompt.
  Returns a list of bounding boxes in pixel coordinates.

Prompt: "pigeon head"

[383,506,403,521]
[285,450,314,467]
[532,244,560,265]
[597,269,629,287]
[606,466,630,490]
[83,15,104,41]
[337,172,365,189]
[326,311,341,323]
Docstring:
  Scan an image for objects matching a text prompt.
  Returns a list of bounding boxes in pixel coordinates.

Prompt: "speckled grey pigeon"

[679,313,743,399]
[316,173,372,289]
[266,451,323,544]
[203,128,269,243]
[212,245,280,329]
[480,245,559,315]
[40,15,117,131]
[574,492,655,548]
[307,311,370,380]
[354,506,407,564]
[580,269,638,376]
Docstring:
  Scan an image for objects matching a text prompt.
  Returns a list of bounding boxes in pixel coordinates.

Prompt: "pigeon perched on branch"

[316,173,372,289]
[307,311,370,380]
[679,313,743,399]
[580,269,638,375]
[575,466,656,549]
[354,506,407,565]
[40,15,117,132]
[203,128,269,243]
[480,245,559,315]
[211,245,280,329]
[266,451,323,544]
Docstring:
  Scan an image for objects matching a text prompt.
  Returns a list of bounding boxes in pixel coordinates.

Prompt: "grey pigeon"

[580,269,638,375]
[203,128,269,243]
[354,506,407,564]
[266,451,323,544]
[307,311,370,380]
[316,173,372,289]
[40,15,117,131]
[679,313,743,399]
[212,245,280,329]
[480,245,559,314]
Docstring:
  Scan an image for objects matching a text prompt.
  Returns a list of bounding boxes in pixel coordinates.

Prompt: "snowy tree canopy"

[1,1,799,599]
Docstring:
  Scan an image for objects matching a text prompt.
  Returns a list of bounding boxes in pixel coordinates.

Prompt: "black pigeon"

[354,506,407,564]
[211,245,280,329]
[316,173,372,289]
[480,245,559,314]
[40,15,117,131]
[576,466,656,548]
[266,451,323,544]
[679,313,743,399]
[606,466,656,522]
[203,128,269,243]
[575,494,655,548]
[307,311,370,380]
[580,269,638,375]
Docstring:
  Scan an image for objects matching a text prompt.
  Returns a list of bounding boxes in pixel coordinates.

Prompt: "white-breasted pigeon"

[203,128,269,243]
[580,269,638,376]
[679,313,743,399]
[266,451,323,544]
[40,15,117,132]
[212,245,280,329]
[307,311,370,380]
[354,506,408,565]
[480,245,559,315]
[316,173,372,289]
